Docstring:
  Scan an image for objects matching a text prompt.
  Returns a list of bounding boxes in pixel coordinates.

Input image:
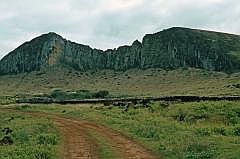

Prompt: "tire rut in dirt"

[54,118,99,159]
[69,120,160,159]
[81,122,159,159]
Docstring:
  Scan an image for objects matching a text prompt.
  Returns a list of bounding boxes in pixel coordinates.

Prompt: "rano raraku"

[0,27,240,74]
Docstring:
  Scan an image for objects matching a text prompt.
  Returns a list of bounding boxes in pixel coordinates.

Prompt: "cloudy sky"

[0,0,240,59]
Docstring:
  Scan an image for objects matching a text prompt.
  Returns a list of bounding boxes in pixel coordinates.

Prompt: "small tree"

[50,89,67,101]
[94,90,109,98]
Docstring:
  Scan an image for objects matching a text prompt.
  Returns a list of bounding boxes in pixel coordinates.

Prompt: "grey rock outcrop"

[0,27,240,74]
[0,32,65,74]
[140,27,240,72]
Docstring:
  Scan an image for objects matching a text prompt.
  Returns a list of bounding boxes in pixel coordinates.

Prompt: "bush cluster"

[50,89,110,101]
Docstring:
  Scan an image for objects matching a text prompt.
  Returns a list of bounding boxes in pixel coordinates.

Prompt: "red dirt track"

[53,115,160,159]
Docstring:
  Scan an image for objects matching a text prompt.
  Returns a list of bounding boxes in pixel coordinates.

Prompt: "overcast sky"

[0,0,240,59]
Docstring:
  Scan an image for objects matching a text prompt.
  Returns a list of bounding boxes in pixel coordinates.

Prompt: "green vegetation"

[0,96,16,105]
[0,68,239,97]
[0,110,60,159]
[16,89,111,103]
[50,89,110,101]
[19,101,240,159]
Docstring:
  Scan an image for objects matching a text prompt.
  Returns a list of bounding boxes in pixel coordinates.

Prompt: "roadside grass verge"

[13,101,240,159]
[0,110,61,159]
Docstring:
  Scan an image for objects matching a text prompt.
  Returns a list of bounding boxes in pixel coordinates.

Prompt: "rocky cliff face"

[0,32,65,74]
[140,28,240,72]
[1,27,240,74]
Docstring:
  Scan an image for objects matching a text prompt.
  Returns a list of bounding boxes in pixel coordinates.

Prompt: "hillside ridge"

[1,27,240,74]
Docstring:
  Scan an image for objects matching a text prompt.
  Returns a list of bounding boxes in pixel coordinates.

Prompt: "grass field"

[0,68,240,158]
[0,110,60,159]
[0,68,239,97]
[11,100,240,159]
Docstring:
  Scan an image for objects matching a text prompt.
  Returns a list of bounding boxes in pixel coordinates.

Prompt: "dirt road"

[1,108,160,159]
[52,115,160,159]
[55,117,99,159]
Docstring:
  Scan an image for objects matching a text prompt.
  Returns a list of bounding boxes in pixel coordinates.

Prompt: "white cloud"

[0,0,240,59]
[98,0,144,11]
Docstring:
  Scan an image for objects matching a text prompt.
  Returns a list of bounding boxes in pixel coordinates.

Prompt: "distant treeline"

[16,94,240,104]
[16,89,110,103]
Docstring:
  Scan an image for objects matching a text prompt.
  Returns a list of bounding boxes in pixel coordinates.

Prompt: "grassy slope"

[0,67,239,97]
[14,101,240,159]
[0,67,240,158]
[0,110,60,159]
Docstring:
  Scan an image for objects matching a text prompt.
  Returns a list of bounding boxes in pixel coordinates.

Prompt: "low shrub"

[0,136,14,145]
[226,111,240,125]
[14,130,30,143]
[93,90,109,98]
[50,89,110,100]
[133,126,160,139]
[16,105,32,110]
[50,89,67,101]
[37,134,58,145]
[34,149,51,159]
[233,126,240,136]
[185,142,215,159]
[175,109,186,122]
[212,127,226,136]
[195,128,211,136]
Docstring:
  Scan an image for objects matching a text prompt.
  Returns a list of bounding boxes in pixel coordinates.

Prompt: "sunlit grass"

[17,101,240,159]
[0,110,60,159]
